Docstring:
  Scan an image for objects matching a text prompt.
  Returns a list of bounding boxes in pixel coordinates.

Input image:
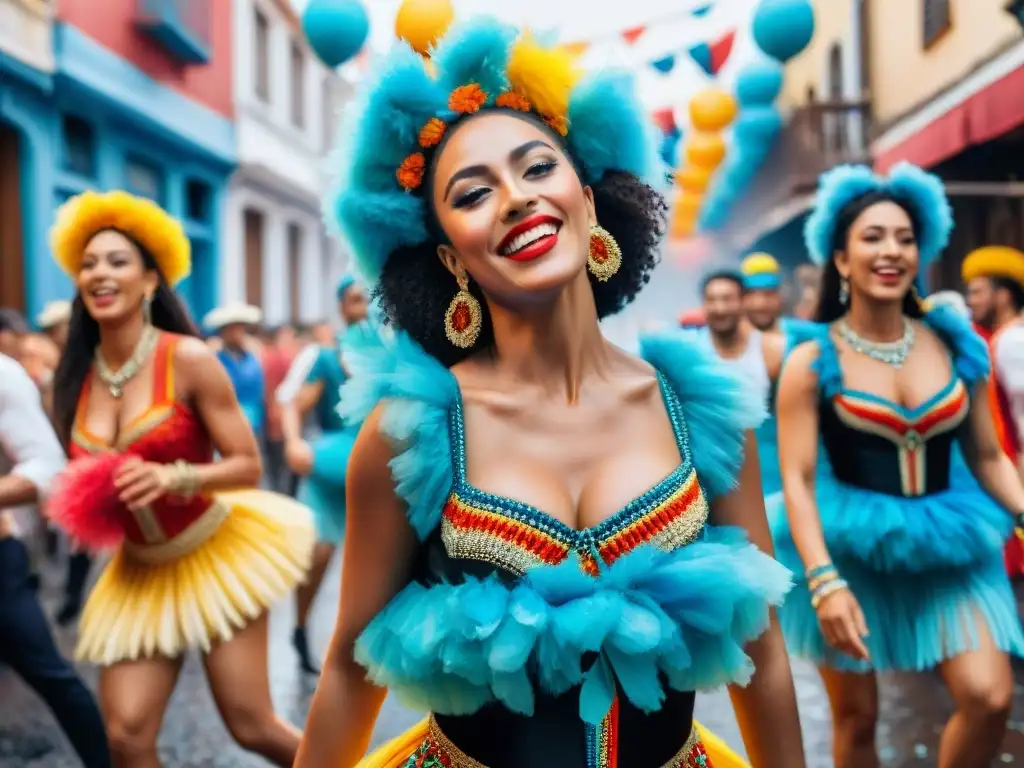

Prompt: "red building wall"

[57,0,233,118]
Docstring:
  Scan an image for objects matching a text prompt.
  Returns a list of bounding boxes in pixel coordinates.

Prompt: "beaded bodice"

[436,372,710,579]
[70,333,218,549]
[820,370,970,498]
[410,371,712,767]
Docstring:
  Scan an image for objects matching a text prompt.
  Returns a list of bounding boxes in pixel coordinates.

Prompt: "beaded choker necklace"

[837,318,915,368]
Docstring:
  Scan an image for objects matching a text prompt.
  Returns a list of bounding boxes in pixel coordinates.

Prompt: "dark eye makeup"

[451,158,559,209]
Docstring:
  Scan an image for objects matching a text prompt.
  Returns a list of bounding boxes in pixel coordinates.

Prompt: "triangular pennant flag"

[651,108,677,134]
[563,41,590,58]
[710,29,736,74]
[651,54,677,74]
[692,3,714,17]
[688,42,713,76]
[622,25,646,45]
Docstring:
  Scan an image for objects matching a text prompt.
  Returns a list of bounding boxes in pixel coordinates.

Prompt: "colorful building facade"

[0,0,236,321]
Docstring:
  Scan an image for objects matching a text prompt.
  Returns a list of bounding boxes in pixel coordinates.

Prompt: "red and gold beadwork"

[588,224,622,283]
[444,274,483,349]
[441,467,709,577]
[402,715,714,768]
[832,379,968,496]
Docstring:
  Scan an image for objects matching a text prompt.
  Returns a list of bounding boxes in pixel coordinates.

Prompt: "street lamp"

[1008,0,1024,31]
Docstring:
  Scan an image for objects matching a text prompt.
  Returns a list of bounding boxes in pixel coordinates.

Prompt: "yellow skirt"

[76,489,314,665]
[357,716,749,768]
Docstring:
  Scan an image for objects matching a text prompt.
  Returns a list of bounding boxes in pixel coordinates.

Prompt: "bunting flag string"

[686,29,735,76]
[559,3,719,57]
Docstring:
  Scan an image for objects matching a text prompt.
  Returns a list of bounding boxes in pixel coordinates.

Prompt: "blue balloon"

[735,60,785,107]
[734,106,784,146]
[303,0,369,68]
[660,127,682,168]
[752,0,815,63]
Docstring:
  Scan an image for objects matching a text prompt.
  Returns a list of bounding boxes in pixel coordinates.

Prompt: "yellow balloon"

[395,0,455,57]
[674,166,712,194]
[685,133,727,170]
[689,88,738,133]
[675,191,704,219]
[671,214,696,239]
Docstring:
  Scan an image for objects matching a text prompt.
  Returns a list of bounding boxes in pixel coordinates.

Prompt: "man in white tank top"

[696,271,784,406]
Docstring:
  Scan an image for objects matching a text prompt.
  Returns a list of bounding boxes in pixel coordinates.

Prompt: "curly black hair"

[375,114,669,368]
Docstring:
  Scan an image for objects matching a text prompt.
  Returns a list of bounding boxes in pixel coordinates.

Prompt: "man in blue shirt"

[205,303,266,438]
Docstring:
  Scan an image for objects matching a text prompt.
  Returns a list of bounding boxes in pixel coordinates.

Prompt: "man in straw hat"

[963,245,1024,575]
[203,302,267,437]
[35,300,71,350]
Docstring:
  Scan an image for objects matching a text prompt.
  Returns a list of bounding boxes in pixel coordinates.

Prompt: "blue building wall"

[0,24,235,324]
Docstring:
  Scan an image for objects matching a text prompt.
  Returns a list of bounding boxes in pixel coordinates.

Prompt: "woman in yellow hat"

[46,190,315,767]
[295,17,803,768]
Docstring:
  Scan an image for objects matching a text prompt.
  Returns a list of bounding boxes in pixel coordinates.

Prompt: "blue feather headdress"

[803,162,952,267]
[324,17,663,287]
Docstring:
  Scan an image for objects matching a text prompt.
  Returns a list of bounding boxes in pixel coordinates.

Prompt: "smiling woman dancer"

[774,164,1024,768]
[45,190,314,768]
[295,18,805,768]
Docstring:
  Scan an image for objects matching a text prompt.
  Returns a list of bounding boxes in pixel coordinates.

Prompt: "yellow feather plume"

[50,190,191,287]
[961,246,1024,288]
[506,33,581,121]
[740,252,781,276]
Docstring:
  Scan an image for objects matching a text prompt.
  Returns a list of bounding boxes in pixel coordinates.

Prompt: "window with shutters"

[923,0,951,49]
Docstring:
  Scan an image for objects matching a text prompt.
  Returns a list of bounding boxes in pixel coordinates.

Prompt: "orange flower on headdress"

[449,83,488,114]
[495,91,531,112]
[546,115,569,137]
[397,153,426,191]
[418,118,447,148]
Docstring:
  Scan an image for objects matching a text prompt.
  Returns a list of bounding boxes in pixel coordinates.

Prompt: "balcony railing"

[718,97,873,249]
[135,0,211,65]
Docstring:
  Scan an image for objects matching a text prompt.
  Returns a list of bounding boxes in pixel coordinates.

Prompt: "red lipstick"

[497,214,562,262]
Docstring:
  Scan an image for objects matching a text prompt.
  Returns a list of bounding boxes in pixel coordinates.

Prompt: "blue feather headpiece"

[324,16,663,287]
[803,162,952,267]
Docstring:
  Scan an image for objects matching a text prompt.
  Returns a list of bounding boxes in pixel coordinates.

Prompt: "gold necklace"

[94,325,159,398]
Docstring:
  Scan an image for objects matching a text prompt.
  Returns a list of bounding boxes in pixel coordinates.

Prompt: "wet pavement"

[4,553,1024,767]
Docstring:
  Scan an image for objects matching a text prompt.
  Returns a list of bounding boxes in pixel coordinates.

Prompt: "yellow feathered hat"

[50,190,191,287]
[739,252,783,290]
[961,246,1024,288]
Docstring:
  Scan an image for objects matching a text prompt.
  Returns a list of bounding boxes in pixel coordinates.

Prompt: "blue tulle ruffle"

[339,330,458,540]
[355,528,792,724]
[772,445,1011,573]
[640,332,766,500]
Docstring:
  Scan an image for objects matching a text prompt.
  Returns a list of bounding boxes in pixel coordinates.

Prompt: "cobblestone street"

[3,556,1024,767]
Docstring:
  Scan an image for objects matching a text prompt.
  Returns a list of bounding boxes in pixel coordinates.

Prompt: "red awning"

[875,63,1024,172]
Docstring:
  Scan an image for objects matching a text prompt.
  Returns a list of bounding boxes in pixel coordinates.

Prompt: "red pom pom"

[45,452,129,551]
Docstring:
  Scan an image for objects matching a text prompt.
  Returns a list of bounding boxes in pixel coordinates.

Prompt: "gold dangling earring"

[444,273,482,349]
[587,224,622,282]
[839,277,850,306]
[142,294,154,326]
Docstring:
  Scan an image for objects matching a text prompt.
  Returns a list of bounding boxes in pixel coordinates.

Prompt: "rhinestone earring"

[839,277,850,306]
[444,273,482,349]
[587,224,622,282]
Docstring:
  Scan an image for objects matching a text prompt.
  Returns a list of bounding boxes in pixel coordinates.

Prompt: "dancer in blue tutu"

[774,162,1024,768]
[296,17,805,767]
[281,275,369,673]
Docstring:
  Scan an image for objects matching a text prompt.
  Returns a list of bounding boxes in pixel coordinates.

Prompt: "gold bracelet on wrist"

[166,460,200,498]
